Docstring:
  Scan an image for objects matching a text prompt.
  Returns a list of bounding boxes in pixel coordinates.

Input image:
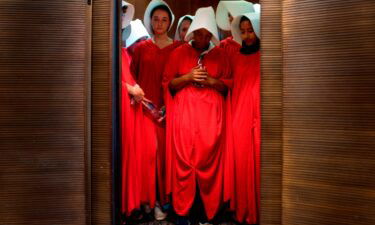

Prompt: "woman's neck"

[153,33,170,42]
[152,33,172,48]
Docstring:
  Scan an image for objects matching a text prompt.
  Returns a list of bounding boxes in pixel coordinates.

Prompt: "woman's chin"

[154,30,167,35]
[244,40,255,46]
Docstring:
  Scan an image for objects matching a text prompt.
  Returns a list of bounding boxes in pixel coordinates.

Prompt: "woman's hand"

[198,73,228,95]
[169,65,206,92]
[127,84,145,102]
[188,65,208,83]
[198,75,215,87]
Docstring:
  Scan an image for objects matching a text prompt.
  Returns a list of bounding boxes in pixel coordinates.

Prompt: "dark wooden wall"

[281,0,375,224]
[260,0,283,224]
[91,0,114,224]
[0,0,91,224]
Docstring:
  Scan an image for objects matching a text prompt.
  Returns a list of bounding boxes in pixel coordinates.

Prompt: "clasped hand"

[187,65,213,86]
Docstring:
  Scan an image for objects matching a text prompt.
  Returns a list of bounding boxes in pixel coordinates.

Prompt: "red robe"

[220,37,241,55]
[219,37,242,211]
[121,48,143,215]
[230,48,261,224]
[163,43,232,220]
[130,39,182,207]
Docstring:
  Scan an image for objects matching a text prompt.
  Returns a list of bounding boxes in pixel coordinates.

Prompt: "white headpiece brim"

[143,0,175,36]
[185,7,220,46]
[126,19,151,47]
[216,0,255,31]
[122,1,134,29]
[174,15,194,41]
[231,12,260,45]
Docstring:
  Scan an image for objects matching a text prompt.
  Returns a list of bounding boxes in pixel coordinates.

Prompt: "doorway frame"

[90,1,283,225]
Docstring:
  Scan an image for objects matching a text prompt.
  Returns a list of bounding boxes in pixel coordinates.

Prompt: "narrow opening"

[118,1,261,224]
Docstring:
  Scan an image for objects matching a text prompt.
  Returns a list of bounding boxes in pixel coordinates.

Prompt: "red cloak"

[163,43,232,219]
[219,37,242,211]
[121,48,143,215]
[220,37,241,55]
[230,49,261,224]
[130,39,182,207]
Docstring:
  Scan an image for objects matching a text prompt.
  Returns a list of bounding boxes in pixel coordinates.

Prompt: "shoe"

[199,222,212,225]
[154,204,167,221]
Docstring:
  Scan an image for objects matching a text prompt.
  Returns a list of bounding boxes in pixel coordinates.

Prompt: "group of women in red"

[120,1,260,224]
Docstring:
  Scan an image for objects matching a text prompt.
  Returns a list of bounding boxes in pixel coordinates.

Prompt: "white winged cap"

[126,19,151,47]
[143,0,175,35]
[231,12,260,45]
[253,3,261,13]
[216,0,255,31]
[184,7,220,46]
[122,1,135,29]
[174,15,194,41]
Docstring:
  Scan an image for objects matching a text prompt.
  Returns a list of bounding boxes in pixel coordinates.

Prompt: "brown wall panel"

[91,0,114,224]
[260,0,283,225]
[0,0,90,225]
[282,1,375,224]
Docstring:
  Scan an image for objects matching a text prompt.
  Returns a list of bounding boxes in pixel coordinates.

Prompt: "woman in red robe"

[216,2,256,211]
[120,1,146,217]
[163,7,232,222]
[229,13,261,224]
[130,0,181,219]
[121,47,145,216]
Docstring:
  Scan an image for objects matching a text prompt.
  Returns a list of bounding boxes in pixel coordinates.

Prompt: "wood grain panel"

[0,0,90,225]
[260,0,283,225]
[282,0,375,224]
[91,0,114,224]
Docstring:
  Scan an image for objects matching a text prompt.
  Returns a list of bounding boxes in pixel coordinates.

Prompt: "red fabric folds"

[230,49,261,224]
[130,39,182,207]
[219,37,240,212]
[121,48,142,216]
[163,43,232,220]
[220,37,241,55]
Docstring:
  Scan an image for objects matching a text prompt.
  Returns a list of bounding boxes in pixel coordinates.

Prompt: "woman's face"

[240,20,257,46]
[193,28,212,50]
[179,19,191,41]
[151,9,170,35]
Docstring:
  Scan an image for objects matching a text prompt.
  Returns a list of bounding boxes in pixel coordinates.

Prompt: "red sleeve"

[130,43,142,81]
[219,49,233,89]
[162,47,181,196]
[218,48,235,208]
[220,38,240,58]
[121,48,136,86]
[162,48,180,94]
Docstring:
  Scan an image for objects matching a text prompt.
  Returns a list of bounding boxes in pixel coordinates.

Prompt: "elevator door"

[0,1,91,224]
